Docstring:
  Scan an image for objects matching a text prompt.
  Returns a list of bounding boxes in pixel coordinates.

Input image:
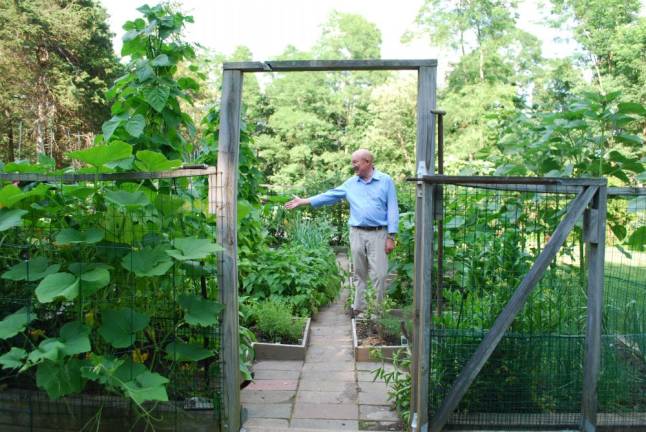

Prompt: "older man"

[285,149,399,316]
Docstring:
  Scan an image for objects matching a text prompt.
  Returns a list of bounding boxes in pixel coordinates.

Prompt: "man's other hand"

[385,237,395,254]
[285,196,309,209]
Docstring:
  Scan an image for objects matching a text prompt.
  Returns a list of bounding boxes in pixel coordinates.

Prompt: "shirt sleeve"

[386,178,399,234]
[309,184,347,208]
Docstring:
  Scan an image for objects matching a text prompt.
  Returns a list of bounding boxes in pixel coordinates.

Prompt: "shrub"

[253,300,305,344]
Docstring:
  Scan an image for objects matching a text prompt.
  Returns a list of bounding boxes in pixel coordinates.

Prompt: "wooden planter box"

[352,318,408,362]
[252,318,311,361]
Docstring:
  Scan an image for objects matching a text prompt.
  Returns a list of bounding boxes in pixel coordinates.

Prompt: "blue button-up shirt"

[309,169,399,234]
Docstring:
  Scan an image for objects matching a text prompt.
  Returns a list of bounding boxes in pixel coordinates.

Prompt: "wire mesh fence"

[0,170,223,431]
[428,183,646,430]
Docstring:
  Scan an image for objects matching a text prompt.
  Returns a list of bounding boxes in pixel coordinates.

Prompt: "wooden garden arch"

[216,59,438,432]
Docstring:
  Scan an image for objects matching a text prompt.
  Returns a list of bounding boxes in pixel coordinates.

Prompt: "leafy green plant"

[371,347,412,426]
[241,241,341,317]
[99,3,200,161]
[251,300,305,344]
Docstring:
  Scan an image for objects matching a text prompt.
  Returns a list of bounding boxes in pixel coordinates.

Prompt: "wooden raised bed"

[252,318,311,361]
[352,318,408,362]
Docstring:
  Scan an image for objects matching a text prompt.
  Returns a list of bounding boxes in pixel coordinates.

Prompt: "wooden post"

[217,69,243,432]
[412,65,436,432]
[581,185,607,432]
[430,186,598,432]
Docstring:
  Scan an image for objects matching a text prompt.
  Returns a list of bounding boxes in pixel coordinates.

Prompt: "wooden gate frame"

[216,59,438,432]
[412,176,608,432]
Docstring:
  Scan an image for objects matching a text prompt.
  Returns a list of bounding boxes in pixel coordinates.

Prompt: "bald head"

[352,149,374,164]
[351,149,375,179]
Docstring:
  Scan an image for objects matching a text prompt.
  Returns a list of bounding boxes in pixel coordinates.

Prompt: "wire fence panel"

[429,184,646,430]
[0,173,223,431]
[598,193,646,428]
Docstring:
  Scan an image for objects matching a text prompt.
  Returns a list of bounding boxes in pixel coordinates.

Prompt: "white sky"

[99,0,580,73]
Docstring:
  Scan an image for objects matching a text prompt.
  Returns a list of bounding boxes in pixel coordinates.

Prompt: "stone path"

[241,256,402,432]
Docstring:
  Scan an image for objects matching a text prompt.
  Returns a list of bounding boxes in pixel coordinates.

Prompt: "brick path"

[241,255,403,432]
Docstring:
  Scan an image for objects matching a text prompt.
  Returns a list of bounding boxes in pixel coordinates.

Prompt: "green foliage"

[251,300,305,344]
[100,3,199,160]
[371,348,412,425]
[241,242,341,317]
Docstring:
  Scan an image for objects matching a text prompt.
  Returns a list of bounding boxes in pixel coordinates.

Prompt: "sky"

[99,0,580,73]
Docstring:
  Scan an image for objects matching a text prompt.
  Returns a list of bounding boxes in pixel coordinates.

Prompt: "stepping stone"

[245,380,298,391]
[241,389,296,404]
[253,360,303,371]
[296,389,358,404]
[292,402,358,419]
[244,403,292,419]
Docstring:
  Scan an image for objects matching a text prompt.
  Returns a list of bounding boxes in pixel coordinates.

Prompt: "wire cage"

[425,181,645,430]
[0,168,224,431]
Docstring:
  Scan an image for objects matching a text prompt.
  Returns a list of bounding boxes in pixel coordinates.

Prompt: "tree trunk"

[8,121,15,162]
[36,98,46,155]
[479,47,484,82]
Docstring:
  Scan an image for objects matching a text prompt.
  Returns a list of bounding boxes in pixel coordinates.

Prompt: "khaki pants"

[350,228,388,311]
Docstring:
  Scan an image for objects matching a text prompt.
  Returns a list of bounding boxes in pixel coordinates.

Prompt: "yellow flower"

[132,348,149,363]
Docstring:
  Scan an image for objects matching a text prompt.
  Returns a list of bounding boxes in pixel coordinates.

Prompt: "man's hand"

[285,196,310,210]
[385,237,395,254]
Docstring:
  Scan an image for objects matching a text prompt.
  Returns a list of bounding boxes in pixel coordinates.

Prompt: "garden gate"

[216,59,438,431]
[415,173,646,432]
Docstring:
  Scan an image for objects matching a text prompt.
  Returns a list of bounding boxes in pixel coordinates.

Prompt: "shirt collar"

[356,169,382,183]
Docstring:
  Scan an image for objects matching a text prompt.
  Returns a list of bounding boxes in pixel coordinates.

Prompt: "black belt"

[352,226,386,231]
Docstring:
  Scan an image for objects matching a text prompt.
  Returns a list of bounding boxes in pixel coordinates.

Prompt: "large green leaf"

[164,341,214,362]
[78,268,111,295]
[101,114,127,140]
[125,114,146,138]
[59,321,91,356]
[615,133,643,147]
[104,189,150,208]
[143,86,170,113]
[81,355,126,385]
[166,237,223,261]
[0,209,28,231]
[134,150,182,172]
[0,307,33,340]
[27,338,66,364]
[121,245,173,277]
[68,141,133,167]
[151,54,171,66]
[177,294,223,327]
[0,347,27,369]
[98,308,150,348]
[35,273,79,303]
[154,194,186,217]
[55,228,104,245]
[0,183,49,208]
[627,226,646,251]
[122,371,169,405]
[180,260,216,278]
[2,257,60,281]
[0,184,21,207]
[36,359,83,400]
[445,216,466,229]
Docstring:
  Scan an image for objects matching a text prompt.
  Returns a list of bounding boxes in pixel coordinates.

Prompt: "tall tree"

[0,0,120,163]
[253,12,386,189]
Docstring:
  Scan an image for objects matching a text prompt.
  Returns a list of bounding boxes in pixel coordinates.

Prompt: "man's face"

[351,154,372,178]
